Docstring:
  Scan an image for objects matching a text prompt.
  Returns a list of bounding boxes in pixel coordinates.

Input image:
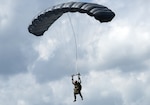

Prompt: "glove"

[71,75,74,80]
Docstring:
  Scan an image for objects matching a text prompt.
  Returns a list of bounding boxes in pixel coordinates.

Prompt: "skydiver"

[72,74,83,102]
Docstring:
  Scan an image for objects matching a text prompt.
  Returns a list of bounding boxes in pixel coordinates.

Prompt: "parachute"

[28,2,115,36]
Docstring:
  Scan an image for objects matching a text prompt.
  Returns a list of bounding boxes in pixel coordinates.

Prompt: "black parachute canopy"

[28,2,115,36]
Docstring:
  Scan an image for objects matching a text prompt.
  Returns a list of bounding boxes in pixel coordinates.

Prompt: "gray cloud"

[0,0,39,76]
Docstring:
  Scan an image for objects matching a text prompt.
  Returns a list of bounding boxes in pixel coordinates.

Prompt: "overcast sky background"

[0,0,150,105]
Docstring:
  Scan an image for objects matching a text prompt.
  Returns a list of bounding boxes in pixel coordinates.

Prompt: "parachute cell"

[28,2,115,36]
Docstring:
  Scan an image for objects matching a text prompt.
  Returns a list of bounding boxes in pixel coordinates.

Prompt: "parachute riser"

[67,13,79,74]
[72,73,80,77]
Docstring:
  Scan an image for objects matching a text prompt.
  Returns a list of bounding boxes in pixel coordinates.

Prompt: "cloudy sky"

[0,0,150,105]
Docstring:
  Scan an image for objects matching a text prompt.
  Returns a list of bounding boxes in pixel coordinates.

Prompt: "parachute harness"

[67,13,78,74]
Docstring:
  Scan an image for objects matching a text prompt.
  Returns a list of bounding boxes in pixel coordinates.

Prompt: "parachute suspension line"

[67,13,78,74]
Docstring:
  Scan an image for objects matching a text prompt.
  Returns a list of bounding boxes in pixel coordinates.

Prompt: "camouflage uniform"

[72,75,83,102]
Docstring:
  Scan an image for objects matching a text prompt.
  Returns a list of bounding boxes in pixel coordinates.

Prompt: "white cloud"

[1,70,150,105]
[0,0,15,30]
[82,70,150,105]
[34,38,58,60]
